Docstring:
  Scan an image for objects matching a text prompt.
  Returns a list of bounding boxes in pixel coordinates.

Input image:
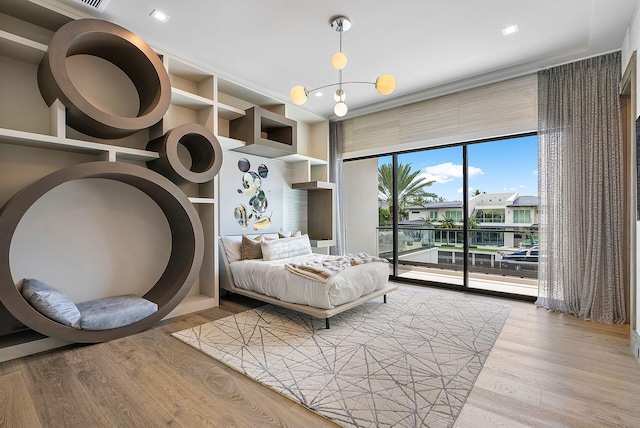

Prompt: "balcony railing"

[377,224,539,279]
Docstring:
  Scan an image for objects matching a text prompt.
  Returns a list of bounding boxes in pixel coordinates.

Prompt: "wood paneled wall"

[342,75,537,156]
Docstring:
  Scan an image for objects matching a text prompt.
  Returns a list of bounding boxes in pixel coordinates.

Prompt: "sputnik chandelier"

[289,16,396,117]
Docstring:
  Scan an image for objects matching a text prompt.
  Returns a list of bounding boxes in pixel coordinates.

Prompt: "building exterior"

[404,192,538,248]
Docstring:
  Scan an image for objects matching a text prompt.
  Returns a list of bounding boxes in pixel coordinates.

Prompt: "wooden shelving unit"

[0,5,334,356]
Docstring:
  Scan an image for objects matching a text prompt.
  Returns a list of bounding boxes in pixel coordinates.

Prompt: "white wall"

[344,158,379,255]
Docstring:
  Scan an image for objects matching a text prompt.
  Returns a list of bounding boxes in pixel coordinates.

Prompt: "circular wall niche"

[0,162,204,343]
[147,123,223,184]
[37,19,171,139]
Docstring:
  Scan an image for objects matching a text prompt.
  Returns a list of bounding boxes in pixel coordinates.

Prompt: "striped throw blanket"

[285,253,388,282]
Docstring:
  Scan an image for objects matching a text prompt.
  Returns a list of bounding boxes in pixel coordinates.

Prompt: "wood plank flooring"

[1,285,639,427]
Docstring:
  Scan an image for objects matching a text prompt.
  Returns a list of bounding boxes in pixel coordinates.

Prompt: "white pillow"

[221,236,243,263]
[261,234,312,261]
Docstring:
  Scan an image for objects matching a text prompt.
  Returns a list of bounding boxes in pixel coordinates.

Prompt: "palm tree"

[378,162,437,211]
[438,215,458,229]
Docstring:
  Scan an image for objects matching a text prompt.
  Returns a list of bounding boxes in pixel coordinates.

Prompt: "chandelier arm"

[306,81,376,94]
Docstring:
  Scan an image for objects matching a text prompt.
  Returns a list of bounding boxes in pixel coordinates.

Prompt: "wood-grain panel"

[22,352,111,427]
[0,371,42,428]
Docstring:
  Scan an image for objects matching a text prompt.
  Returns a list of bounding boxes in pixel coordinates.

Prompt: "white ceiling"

[22,0,640,119]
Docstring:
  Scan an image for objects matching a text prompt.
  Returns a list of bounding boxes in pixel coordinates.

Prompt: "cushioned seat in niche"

[77,294,158,330]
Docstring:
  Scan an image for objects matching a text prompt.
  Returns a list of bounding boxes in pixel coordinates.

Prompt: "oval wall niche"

[37,19,171,139]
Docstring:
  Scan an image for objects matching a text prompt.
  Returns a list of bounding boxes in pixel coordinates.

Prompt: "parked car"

[501,247,538,271]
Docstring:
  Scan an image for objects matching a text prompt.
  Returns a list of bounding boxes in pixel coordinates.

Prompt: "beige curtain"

[536,52,626,323]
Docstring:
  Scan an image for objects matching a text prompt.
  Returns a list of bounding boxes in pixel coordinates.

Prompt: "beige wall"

[344,158,379,255]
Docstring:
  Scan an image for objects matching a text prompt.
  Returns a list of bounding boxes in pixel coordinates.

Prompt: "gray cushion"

[21,278,81,329]
[77,294,158,330]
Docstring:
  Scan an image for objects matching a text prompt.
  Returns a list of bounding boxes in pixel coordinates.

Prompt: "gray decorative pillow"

[21,278,81,329]
[261,234,312,261]
[77,294,158,330]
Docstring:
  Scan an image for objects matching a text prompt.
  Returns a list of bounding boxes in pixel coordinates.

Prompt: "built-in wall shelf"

[291,181,335,190]
[280,153,328,165]
[230,106,297,158]
[218,103,245,121]
[188,197,216,204]
[0,4,330,356]
[171,87,215,110]
[0,29,47,64]
[217,135,245,150]
[292,181,335,247]
[0,127,160,162]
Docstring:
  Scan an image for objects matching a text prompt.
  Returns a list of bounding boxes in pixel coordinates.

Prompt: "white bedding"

[229,254,390,309]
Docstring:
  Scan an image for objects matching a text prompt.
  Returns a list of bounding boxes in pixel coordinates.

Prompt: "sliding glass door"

[344,133,538,299]
[392,146,464,286]
[466,135,538,296]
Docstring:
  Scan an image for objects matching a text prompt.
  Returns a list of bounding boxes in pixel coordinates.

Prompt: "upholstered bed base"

[218,237,397,328]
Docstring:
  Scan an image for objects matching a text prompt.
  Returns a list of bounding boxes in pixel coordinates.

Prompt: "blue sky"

[380,135,538,201]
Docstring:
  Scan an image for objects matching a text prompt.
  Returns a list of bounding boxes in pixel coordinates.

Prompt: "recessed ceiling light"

[314,92,324,97]
[501,24,519,36]
[150,9,170,23]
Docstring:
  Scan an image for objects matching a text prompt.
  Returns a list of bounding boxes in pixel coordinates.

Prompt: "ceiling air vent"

[72,0,111,12]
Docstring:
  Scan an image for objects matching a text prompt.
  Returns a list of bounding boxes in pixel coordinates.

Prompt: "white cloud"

[503,187,516,191]
[532,170,538,176]
[420,162,483,184]
[520,184,526,188]
[456,186,475,194]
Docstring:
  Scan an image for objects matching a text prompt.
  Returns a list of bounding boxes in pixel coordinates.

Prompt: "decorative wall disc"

[0,162,204,343]
[37,19,171,139]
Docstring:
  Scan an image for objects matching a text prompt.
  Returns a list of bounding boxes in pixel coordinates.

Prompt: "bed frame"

[218,237,397,328]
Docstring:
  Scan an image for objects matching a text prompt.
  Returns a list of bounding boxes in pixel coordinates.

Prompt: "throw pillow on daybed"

[21,278,82,328]
[261,234,312,261]
[21,278,158,330]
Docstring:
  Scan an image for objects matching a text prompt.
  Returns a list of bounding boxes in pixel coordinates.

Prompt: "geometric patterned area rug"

[172,286,512,427]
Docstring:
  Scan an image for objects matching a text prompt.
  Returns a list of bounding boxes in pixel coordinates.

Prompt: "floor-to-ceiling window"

[344,134,538,299]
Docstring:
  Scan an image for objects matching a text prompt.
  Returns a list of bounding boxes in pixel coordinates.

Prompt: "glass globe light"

[375,74,396,95]
[333,89,346,102]
[290,85,308,105]
[334,101,348,117]
[331,52,347,70]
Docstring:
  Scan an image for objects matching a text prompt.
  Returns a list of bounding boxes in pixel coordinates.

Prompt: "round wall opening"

[147,123,223,184]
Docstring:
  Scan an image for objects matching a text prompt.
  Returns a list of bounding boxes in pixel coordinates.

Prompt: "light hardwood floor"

[1,285,639,427]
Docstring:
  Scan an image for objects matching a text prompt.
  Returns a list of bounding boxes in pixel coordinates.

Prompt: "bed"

[218,233,397,328]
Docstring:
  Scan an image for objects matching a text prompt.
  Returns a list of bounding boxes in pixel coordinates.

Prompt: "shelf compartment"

[218,102,245,121]
[165,57,214,102]
[171,87,215,110]
[292,181,335,245]
[0,127,160,162]
[229,106,297,158]
[0,30,47,64]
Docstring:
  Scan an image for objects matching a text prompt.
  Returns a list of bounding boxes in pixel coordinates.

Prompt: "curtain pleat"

[329,121,345,255]
[536,52,626,323]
